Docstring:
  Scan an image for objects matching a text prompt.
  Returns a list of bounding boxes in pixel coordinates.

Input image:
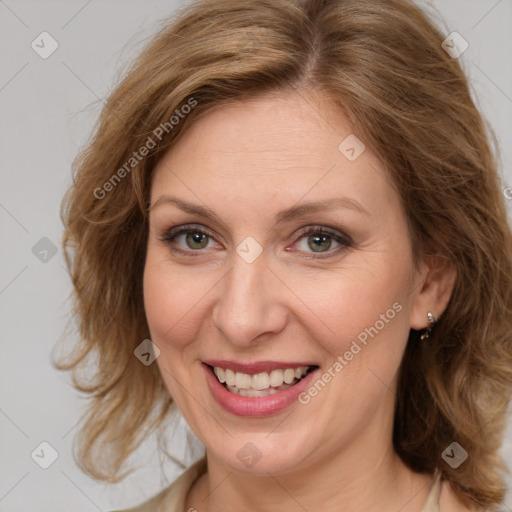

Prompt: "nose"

[212,254,288,347]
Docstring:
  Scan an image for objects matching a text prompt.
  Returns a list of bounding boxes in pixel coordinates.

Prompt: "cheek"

[142,255,211,413]
[143,254,209,350]
[290,254,412,375]
[291,273,411,432]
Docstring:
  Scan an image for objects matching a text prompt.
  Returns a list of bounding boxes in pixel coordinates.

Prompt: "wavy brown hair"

[55,0,512,508]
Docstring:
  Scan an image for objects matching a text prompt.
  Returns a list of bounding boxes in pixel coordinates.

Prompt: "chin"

[201,427,322,476]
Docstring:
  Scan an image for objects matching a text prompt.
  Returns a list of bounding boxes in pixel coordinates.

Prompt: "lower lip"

[203,364,319,417]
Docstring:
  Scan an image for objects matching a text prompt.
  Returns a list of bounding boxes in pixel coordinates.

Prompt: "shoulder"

[109,457,207,512]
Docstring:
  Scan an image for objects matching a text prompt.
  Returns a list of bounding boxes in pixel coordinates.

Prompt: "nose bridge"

[212,253,285,345]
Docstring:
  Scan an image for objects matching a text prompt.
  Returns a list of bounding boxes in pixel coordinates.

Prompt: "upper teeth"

[213,366,309,390]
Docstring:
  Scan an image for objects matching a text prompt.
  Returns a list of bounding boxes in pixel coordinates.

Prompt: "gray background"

[0,0,511,510]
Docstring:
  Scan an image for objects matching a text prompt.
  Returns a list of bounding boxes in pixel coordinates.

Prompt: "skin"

[143,90,461,511]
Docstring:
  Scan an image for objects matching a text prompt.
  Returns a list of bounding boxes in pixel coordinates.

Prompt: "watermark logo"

[237,442,263,468]
[32,237,58,263]
[236,32,263,56]
[441,32,468,59]
[134,339,161,366]
[441,442,468,469]
[31,31,59,59]
[236,236,263,264]
[31,441,59,469]
[338,134,366,161]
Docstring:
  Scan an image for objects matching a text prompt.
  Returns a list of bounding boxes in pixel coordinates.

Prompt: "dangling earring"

[420,311,436,340]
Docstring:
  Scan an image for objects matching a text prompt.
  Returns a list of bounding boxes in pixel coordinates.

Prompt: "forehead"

[150,91,398,221]
[161,92,350,171]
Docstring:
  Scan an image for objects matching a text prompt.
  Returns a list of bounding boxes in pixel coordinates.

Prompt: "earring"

[420,311,436,340]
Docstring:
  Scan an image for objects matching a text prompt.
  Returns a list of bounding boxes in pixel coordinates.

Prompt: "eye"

[291,227,352,257]
[160,225,220,253]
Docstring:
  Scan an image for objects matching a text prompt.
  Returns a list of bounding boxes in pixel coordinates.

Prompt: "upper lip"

[203,359,317,374]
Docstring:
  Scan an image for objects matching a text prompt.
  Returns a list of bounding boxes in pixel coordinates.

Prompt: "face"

[143,91,423,476]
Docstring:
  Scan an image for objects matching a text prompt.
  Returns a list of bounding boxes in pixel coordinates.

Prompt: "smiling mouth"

[207,364,318,397]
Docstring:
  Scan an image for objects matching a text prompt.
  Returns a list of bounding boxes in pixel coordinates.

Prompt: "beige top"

[112,458,442,512]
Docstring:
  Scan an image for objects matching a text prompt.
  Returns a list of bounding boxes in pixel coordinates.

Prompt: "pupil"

[308,234,331,252]
[186,232,208,249]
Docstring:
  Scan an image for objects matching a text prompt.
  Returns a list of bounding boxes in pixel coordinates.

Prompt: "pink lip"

[202,363,319,417]
[203,359,315,374]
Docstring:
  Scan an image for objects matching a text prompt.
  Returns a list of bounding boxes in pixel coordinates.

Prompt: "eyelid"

[291,225,352,245]
[160,223,219,242]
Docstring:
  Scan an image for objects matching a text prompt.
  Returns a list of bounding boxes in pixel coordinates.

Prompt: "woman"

[57,0,512,510]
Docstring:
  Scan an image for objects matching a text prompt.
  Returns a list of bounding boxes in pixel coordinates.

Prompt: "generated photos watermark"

[93,96,197,200]
[298,301,403,404]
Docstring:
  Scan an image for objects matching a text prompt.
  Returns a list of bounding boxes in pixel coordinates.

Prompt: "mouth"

[201,359,320,416]
[207,364,317,397]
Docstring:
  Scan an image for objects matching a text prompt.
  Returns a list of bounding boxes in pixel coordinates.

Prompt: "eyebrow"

[149,194,369,224]
[275,197,369,222]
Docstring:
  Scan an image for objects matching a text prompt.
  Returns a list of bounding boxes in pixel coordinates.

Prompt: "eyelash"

[159,224,353,259]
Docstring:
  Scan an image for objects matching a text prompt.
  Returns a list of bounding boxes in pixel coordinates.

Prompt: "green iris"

[308,233,332,252]
[186,231,209,249]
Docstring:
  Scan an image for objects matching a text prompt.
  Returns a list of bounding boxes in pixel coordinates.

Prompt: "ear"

[409,254,456,330]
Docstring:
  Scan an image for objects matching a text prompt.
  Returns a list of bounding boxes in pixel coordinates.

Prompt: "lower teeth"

[225,380,299,397]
